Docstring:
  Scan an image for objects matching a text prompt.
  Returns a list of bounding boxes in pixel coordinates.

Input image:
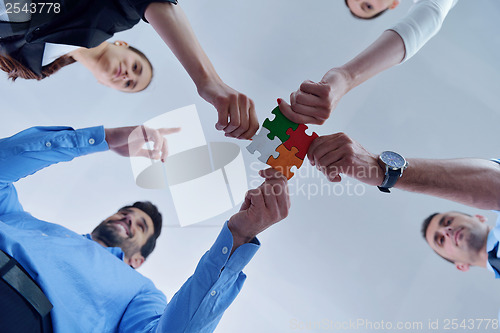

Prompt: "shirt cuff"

[207,221,260,273]
[75,126,109,155]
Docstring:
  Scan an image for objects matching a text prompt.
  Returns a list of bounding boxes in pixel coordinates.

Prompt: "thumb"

[277,98,311,124]
[277,98,299,123]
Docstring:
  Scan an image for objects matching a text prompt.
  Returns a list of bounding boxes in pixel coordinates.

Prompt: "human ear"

[475,214,487,223]
[127,253,145,269]
[389,0,400,9]
[455,263,470,272]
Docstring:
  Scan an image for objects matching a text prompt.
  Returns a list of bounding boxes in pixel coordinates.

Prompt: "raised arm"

[145,2,259,140]
[157,169,289,332]
[395,158,500,210]
[307,133,500,210]
[279,0,457,125]
[0,125,176,216]
[0,126,108,215]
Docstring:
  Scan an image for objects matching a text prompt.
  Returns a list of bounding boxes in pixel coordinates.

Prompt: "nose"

[123,213,132,227]
[444,227,453,239]
[120,70,129,80]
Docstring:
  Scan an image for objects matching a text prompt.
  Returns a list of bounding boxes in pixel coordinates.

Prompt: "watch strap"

[377,168,402,193]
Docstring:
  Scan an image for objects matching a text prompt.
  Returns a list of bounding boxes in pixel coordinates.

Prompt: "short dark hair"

[120,201,162,259]
[344,0,389,20]
[421,212,454,264]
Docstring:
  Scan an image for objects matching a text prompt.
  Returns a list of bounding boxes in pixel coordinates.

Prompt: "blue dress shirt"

[0,126,260,332]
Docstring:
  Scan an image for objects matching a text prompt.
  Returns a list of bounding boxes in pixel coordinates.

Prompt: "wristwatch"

[377,151,408,193]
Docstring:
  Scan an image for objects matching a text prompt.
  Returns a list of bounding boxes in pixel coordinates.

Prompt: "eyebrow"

[432,215,445,245]
[439,215,446,227]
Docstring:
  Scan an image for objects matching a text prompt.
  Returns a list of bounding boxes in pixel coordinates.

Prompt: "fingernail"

[277,98,281,105]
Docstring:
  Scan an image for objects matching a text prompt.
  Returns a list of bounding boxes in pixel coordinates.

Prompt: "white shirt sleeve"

[390,0,458,63]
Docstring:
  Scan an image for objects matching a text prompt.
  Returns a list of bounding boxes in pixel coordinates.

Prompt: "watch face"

[380,151,406,169]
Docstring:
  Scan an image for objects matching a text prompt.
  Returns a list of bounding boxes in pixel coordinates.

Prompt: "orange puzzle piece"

[266,144,303,180]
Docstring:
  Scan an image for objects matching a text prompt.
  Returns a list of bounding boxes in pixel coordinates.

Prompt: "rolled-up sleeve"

[390,0,457,63]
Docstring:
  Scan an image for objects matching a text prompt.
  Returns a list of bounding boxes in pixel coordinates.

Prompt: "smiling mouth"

[110,220,130,237]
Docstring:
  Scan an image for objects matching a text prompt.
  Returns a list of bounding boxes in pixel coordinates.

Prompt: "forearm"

[396,158,500,210]
[158,222,259,332]
[334,30,405,92]
[145,3,221,92]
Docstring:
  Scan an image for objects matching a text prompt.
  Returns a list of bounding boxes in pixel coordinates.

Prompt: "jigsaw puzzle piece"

[246,127,281,163]
[262,106,299,143]
[284,124,319,160]
[266,144,303,180]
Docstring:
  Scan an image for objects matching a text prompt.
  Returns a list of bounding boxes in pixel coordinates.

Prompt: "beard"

[465,226,487,258]
[92,220,140,259]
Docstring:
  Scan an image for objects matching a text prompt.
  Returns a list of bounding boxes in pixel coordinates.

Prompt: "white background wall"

[1,0,500,332]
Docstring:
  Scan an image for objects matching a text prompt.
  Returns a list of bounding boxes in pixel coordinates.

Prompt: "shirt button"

[88,138,95,145]
[210,290,216,296]
[45,142,51,147]
[222,247,228,255]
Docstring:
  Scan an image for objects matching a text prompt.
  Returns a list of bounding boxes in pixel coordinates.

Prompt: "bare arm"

[337,30,405,93]
[279,30,405,124]
[397,158,500,210]
[308,133,500,210]
[144,3,258,139]
[279,0,456,124]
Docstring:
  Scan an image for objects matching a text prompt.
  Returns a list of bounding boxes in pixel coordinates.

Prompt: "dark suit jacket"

[0,0,177,75]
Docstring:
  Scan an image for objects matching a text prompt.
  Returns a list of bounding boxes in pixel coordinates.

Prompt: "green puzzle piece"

[262,106,299,143]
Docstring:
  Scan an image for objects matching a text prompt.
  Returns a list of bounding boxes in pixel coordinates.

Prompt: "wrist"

[104,128,113,147]
[228,216,254,249]
[324,67,355,93]
[194,68,222,98]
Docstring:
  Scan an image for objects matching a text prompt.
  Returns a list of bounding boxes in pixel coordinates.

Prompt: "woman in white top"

[279,0,458,124]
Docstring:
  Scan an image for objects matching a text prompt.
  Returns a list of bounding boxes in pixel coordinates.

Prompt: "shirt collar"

[83,233,125,261]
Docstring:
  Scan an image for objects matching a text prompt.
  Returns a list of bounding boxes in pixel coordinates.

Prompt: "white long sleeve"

[390,0,458,62]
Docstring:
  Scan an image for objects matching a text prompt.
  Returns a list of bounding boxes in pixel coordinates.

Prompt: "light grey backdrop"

[1,0,500,332]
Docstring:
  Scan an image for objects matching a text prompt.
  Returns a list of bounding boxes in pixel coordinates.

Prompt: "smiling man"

[91,203,161,269]
[0,125,290,332]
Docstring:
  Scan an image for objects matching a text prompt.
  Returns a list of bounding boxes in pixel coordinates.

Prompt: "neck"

[69,42,108,69]
[477,225,493,268]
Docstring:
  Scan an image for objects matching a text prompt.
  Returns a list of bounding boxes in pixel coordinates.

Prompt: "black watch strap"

[377,168,402,193]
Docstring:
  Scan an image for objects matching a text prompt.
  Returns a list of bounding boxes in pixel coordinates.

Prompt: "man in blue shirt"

[0,125,291,332]
[303,132,500,278]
